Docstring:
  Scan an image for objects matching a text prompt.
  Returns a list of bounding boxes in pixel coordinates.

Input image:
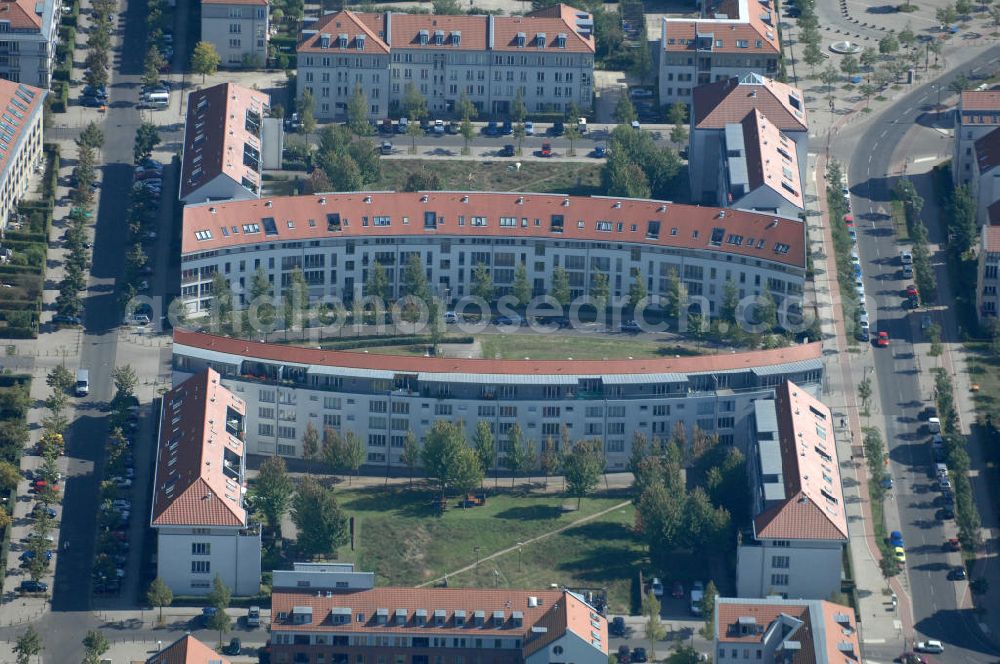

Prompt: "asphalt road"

[843,45,1000,664]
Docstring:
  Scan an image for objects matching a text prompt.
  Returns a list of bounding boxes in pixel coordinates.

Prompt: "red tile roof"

[740,109,803,209]
[151,368,249,528]
[693,74,807,131]
[960,90,1000,113]
[753,381,848,541]
[717,601,811,644]
[490,14,594,53]
[983,224,1000,253]
[272,586,606,655]
[0,0,43,30]
[298,11,390,54]
[174,329,822,378]
[181,192,807,268]
[662,0,778,54]
[975,126,1000,173]
[180,83,270,201]
[0,80,45,182]
[146,635,232,664]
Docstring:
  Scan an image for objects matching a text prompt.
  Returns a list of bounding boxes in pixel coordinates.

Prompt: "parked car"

[499,144,515,157]
[671,580,684,599]
[617,645,631,664]
[915,641,944,654]
[484,120,499,136]
[433,119,445,134]
[632,647,648,663]
[19,580,48,593]
[621,320,641,333]
[592,145,607,158]
[650,577,664,598]
[944,537,961,551]
[247,605,262,628]
[502,119,513,135]
[890,531,904,547]
[380,141,393,155]
[549,121,564,136]
[224,638,242,655]
[876,331,890,347]
[52,314,81,326]
[947,567,967,581]
[540,143,552,157]
[610,616,626,637]
[524,121,535,135]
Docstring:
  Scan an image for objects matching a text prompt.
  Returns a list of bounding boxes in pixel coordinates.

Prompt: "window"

[771,555,789,569]
[192,543,211,556]
[191,560,211,574]
[770,574,789,586]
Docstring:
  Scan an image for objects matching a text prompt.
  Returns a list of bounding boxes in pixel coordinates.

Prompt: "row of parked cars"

[93,405,139,594]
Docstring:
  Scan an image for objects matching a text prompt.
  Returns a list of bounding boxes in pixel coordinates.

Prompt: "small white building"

[954,90,1000,188]
[200,0,269,68]
[0,80,45,231]
[150,368,261,597]
[179,82,276,204]
[714,597,860,663]
[658,0,780,108]
[737,380,848,600]
[689,74,807,207]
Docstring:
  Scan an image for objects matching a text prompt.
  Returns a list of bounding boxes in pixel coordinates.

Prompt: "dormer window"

[357,34,366,50]
[419,29,429,45]
[435,30,444,45]
[493,611,505,627]
[338,33,348,49]
[556,32,567,48]
[319,33,331,48]
[516,32,525,47]
[395,609,408,625]
[455,610,466,627]
[535,32,546,47]
[451,31,461,46]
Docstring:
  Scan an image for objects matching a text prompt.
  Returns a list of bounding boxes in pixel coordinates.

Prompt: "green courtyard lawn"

[335,485,644,612]
[374,160,604,196]
[479,333,704,361]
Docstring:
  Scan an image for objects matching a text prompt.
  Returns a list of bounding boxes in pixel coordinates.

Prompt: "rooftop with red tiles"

[694,74,807,131]
[0,80,45,184]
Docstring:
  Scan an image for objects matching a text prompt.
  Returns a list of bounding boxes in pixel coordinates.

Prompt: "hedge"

[50,82,68,113]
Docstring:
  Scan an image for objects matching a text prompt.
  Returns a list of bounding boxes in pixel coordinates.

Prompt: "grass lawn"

[336,486,643,611]
[374,160,604,196]
[479,333,704,361]
[891,200,911,245]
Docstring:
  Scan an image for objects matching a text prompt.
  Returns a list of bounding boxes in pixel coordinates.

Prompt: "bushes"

[934,369,983,551]
[49,82,68,113]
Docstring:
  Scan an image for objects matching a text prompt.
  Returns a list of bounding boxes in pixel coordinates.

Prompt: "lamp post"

[517,542,523,571]
[474,545,481,570]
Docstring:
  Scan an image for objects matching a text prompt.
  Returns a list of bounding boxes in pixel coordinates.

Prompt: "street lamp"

[517,542,523,571]
[474,545,481,569]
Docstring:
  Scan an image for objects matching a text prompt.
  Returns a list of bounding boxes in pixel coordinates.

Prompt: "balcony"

[225,406,245,440]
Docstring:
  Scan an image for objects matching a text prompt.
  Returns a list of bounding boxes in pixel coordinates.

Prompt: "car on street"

[247,606,261,628]
[876,331,890,347]
[650,577,664,598]
[610,616,626,637]
[502,119,513,135]
[224,638,242,655]
[632,647,648,663]
[905,284,919,298]
[890,531,904,547]
[484,121,499,136]
[592,145,607,158]
[944,537,960,551]
[380,141,393,155]
[938,507,955,520]
[671,580,684,599]
[80,95,104,108]
[893,546,906,564]
[433,120,445,134]
[443,311,459,324]
[549,121,564,136]
[492,315,522,327]
[540,143,552,157]
[948,566,967,581]
[52,314,81,326]
[621,320,641,333]
[915,641,944,654]
[617,645,631,664]
[19,580,47,593]
[499,144,515,157]
[629,88,654,98]
[524,121,534,136]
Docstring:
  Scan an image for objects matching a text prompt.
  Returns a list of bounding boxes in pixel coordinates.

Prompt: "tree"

[78,122,104,150]
[564,124,581,157]
[428,297,445,349]
[471,262,494,302]
[614,94,636,125]
[133,122,161,164]
[820,64,840,104]
[0,460,21,490]
[301,421,320,473]
[451,445,485,504]
[402,254,430,301]
[366,261,390,302]
[955,0,972,15]
[949,184,978,255]
[403,83,428,120]
[421,419,467,498]
[644,591,666,652]
[206,575,233,646]
[562,439,603,508]
[504,423,533,487]
[14,626,43,664]
[512,263,531,308]
[146,577,173,623]
[143,46,165,87]
[670,123,688,145]
[341,431,365,484]
[667,101,687,126]
[879,33,899,55]
[253,456,294,536]
[46,364,74,392]
[112,364,138,401]
[299,88,317,134]
[628,270,648,309]
[858,377,873,414]
[898,24,917,49]
[991,4,1000,28]
[459,115,476,155]
[292,476,350,557]
[82,630,109,664]
[473,420,495,485]
[803,41,824,71]
[283,267,309,329]
[322,426,341,473]
[191,41,221,82]
[432,0,461,12]
[927,322,943,357]
[250,265,274,306]
[347,85,371,135]
[406,118,424,155]
[550,266,571,308]
[540,436,559,489]
[700,580,718,637]
[401,431,421,487]
[860,46,879,69]
[591,271,609,312]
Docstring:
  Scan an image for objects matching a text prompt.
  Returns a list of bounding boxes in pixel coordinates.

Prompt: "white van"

[140,91,169,109]
[928,417,941,434]
[577,117,587,134]
[75,369,89,397]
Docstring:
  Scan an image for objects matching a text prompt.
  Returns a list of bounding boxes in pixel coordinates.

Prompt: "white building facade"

[297,5,595,121]
[0,80,45,230]
[954,90,1000,187]
[0,0,60,88]
[200,0,269,68]
[150,369,261,597]
[172,329,824,469]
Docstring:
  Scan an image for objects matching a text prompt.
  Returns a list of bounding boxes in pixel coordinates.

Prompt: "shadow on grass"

[494,505,563,521]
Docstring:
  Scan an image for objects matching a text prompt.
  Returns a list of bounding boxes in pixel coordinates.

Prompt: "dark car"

[223,638,242,655]
[52,314,81,326]
[610,616,626,637]
[32,504,56,519]
[939,507,955,520]
[549,121,564,136]
[632,647,648,663]
[379,119,393,134]
[484,120,499,136]
[82,85,107,99]
[446,120,460,134]
[80,96,103,108]
[19,580,47,593]
[617,645,631,664]
[621,320,641,333]
[502,119,513,135]
[592,145,607,158]
[785,6,800,16]
[948,566,968,581]
[499,144,515,157]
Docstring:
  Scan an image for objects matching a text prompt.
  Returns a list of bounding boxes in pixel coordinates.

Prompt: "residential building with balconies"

[150,367,261,597]
[200,0,269,68]
[0,0,60,88]
[0,79,44,230]
[972,127,1000,227]
[296,4,594,121]
[737,381,848,600]
[658,0,779,108]
[977,224,1000,321]
[954,90,1000,187]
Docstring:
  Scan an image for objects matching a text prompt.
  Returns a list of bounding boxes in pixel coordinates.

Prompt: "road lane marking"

[880,130,888,138]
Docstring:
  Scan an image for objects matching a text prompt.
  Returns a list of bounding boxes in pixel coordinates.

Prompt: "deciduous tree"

[292,476,349,557]
[253,456,294,535]
[191,41,221,82]
[146,577,173,623]
[562,439,603,508]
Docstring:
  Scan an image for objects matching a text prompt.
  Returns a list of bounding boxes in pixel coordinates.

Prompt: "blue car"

[19,550,53,563]
[889,530,904,548]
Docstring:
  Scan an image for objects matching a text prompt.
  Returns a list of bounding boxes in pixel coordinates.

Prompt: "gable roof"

[739,109,803,208]
[489,13,594,53]
[960,90,1000,115]
[975,126,1000,173]
[0,80,45,186]
[298,10,391,54]
[151,368,249,528]
[662,0,778,54]
[0,0,45,30]
[753,381,848,541]
[179,82,270,202]
[694,73,807,131]
[146,635,231,664]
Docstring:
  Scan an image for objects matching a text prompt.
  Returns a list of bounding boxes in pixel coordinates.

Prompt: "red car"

[905,284,919,298]
[540,143,552,157]
[843,214,854,227]
[877,331,890,347]
[671,581,684,598]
